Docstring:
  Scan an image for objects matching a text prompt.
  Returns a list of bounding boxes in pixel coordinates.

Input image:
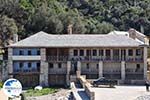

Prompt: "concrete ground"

[91,86,150,100]
[0,89,8,100]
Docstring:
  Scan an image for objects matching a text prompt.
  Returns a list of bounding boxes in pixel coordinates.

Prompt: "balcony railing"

[13,68,40,73]
[46,56,143,62]
[125,69,144,74]
[103,70,121,74]
[70,56,143,62]
[47,56,68,62]
[81,70,99,74]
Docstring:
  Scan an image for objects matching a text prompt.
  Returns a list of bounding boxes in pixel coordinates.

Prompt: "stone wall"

[78,76,95,100]
[70,82,82,100]
[40,48,48,86]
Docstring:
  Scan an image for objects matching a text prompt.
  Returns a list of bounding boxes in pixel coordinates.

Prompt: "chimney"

[144,37,149,45]
[67,24,73,34]
[128,28,136,39]
[13,34,18,43]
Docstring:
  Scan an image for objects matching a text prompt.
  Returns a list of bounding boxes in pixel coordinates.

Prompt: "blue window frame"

[13,48,40,56]
[13,61,40,72]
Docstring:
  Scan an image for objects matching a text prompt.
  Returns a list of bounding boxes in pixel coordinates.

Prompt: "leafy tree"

[0,16,18,47]
[0,0,150,42]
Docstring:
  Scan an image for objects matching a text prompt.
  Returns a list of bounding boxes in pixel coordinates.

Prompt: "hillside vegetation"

[0,0,150,46]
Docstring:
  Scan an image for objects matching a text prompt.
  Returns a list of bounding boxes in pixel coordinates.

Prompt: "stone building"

[7,30,148,87]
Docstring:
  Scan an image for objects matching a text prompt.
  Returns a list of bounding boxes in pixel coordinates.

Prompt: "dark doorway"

[70,61,77,75]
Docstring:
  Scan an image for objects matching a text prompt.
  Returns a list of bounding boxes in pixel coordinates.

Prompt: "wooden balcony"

[46,56,143,62]
[70,56,143,62]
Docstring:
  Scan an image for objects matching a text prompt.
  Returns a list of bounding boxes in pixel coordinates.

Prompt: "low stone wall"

[70,75,77,82]
[118,80,145,85]
[130,80,145,85]
[70,82,82,100]
[78,76,95,100]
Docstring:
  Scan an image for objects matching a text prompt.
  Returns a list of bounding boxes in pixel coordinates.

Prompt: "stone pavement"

[91,86,150,100]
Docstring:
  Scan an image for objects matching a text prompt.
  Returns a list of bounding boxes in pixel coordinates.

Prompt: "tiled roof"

[9,31,144,47]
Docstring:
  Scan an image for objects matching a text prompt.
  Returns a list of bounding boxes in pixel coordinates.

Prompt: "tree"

[96,22,114,34]
[0,16,18,47]
[73,17,86,34]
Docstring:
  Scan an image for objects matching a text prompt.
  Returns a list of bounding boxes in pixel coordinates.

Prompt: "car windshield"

[98,77,105,80]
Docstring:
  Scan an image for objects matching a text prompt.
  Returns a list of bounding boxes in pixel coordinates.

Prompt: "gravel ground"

[27,88,72,100]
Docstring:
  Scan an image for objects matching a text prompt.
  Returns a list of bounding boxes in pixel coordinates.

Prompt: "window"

[74,50,78,56]
[128,49,133,56]
[135,64,140,72]
[28,62,31,68]
[37,62,40,71]
[49,63,53,68]
[93,50,97,56]
[136,49,141,56]
[19,62,23,68]
[13,49,19,55]
[19,50,23,55]
[28,50,31,55]
[79,50,84,56]
[86,50,91,56]
[86,63,89,69]
[113,49,119,60]
[37,62,40,67]
[96,64,99,69]
[99,50,103,56]
[106,50,110,56]
[136,64,140,69]
[113,49,119,56]
[58,63,62,68]
[37,49,40,55]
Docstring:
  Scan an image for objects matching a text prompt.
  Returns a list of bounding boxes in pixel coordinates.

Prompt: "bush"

[20,93,27,100]
[24,88,58,97]
[0,81,3,88]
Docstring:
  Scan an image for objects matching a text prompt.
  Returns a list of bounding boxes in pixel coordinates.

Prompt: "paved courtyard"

[91,86,150,100]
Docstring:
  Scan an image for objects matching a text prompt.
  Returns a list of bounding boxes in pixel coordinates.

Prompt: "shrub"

[0,81,3,88]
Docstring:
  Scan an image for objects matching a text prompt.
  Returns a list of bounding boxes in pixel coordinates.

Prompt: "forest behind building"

[0,0,150,46]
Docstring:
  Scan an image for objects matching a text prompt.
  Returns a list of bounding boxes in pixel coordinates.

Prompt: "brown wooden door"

[14,74,39,87]
[48,74,66,86]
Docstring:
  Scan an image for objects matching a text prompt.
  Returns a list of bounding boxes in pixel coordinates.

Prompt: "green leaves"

[0,16,18,47]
